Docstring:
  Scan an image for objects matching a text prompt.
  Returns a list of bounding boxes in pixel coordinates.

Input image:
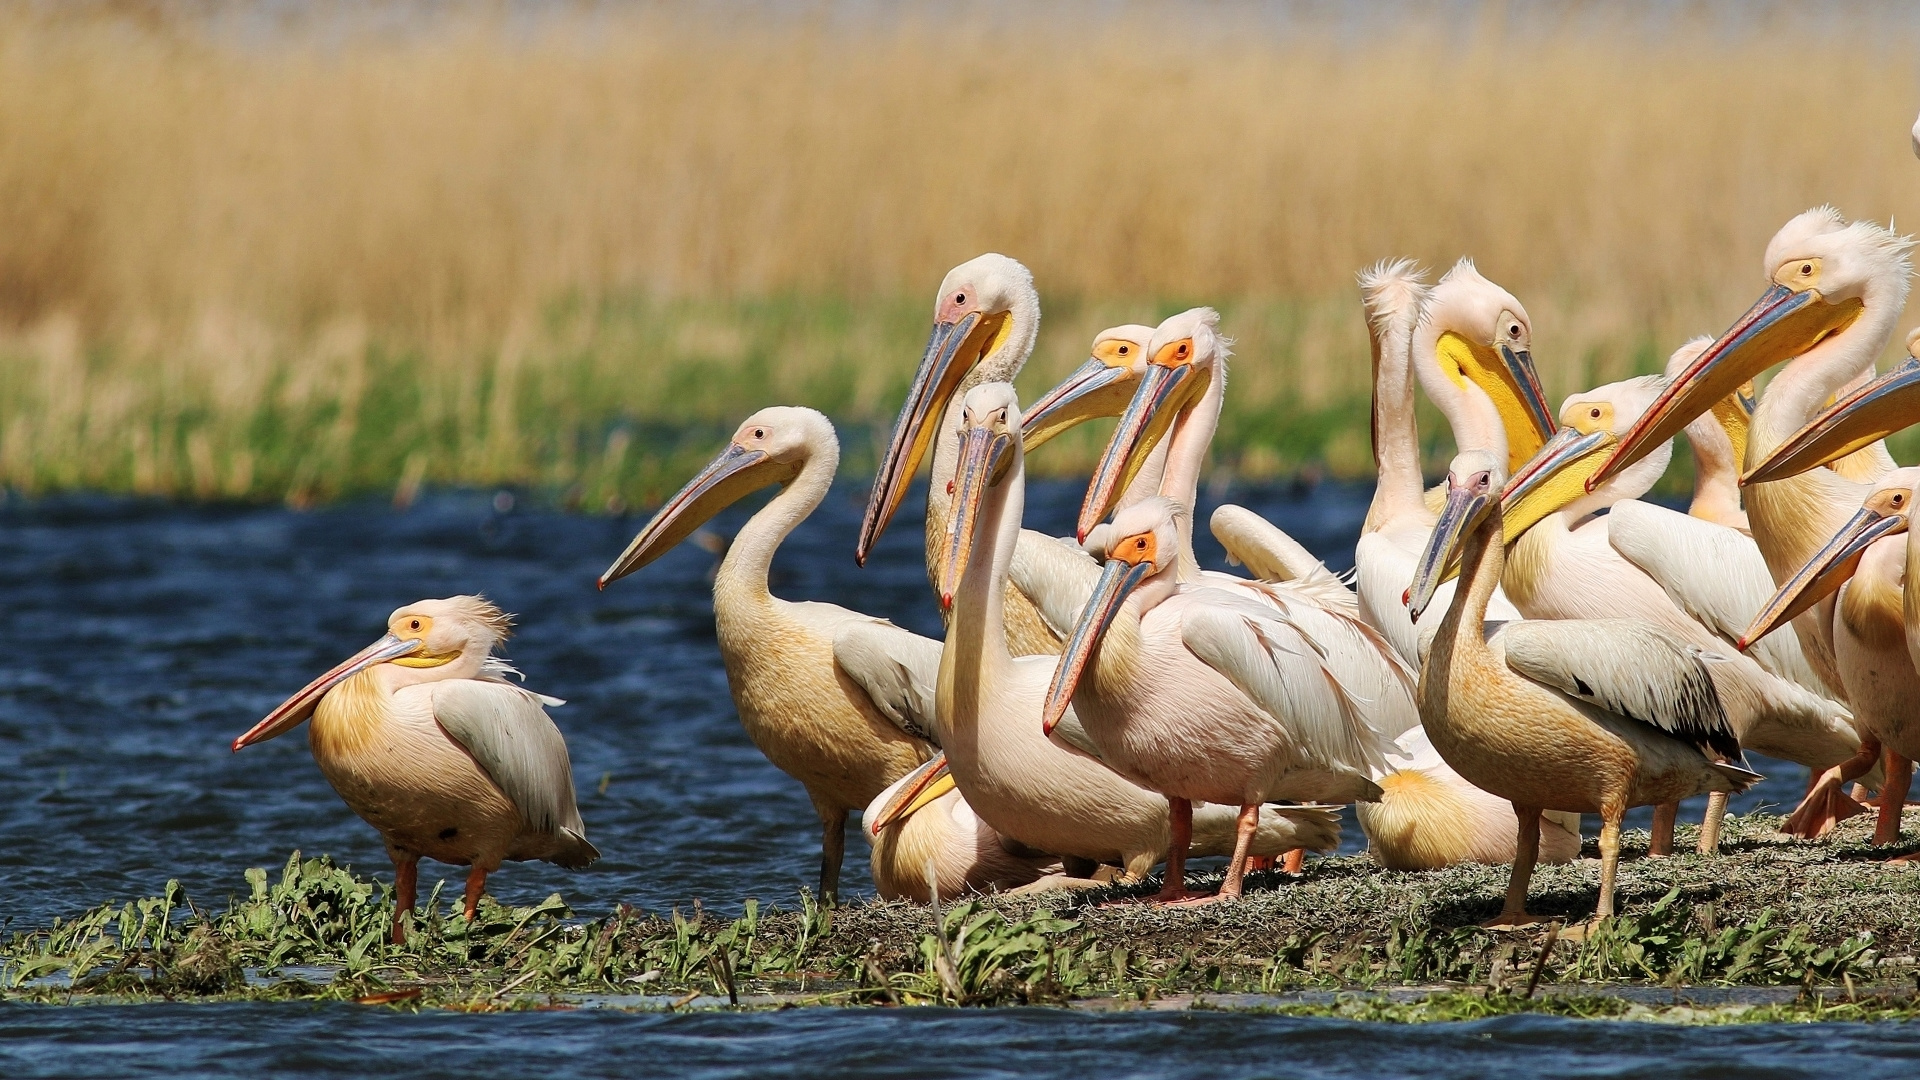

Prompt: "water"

[0,481,1868,1077]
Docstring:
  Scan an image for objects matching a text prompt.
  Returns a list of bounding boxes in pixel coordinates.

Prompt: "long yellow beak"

[1488,342,1559,468]
[857,311,1008,565]
[1019,356,1138,455]
[1500,427,1612,537]
[1743,358,1920,486]
[1738,505,1908,650]
[599,443,779,588]
[1591,283,1863,491]
[870,752,956,834]
[938,420,1012,608]
[1408,477,1493,622]
[233,633,423,750]
[1076,361,1207,540]
[1041,555,1151,735]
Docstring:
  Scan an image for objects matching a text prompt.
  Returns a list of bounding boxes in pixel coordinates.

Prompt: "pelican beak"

[1439,331,1558,471]
[938,416,1013,608]
[870,753,955,834]
[1499,427,1612,541]
[1408,475,1493,622]
[1492,343,1559,462]
[1592,283,1863,490]
[858,310,1010,564]
[1743,358,1920,486]
[233,633,424,750]
[1076,353,1207,540]
[1711,381,1757,473]
[1019,356,1137,455]
[1042,549,1153,735]
[598,443,780,587]
[1739,505,1909,649]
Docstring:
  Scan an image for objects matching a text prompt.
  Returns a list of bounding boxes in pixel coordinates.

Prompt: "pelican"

[1041,492,1403,903]
[1067,301,1579,873]
[231,596,597,943]
[856,253,1080,657]
[1411,452,1759,924]
[1741,468,1920,851]
[1494,351,1857,853]
[859,755,1058,901]
[1590,207,1912,835]
[1361,259,1551,667]
[599,407,935,901]
[932,380,1342,886]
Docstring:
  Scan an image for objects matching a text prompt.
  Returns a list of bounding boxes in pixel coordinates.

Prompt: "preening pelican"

[599,407,934,901]
[1041,493,1395,903]
[855,253,1072,657]
[1741,468,1920,850]
[933,381,1342,885]
[1591,207,1912,835]
[1495,353,1856,853]
[232,596,597,943]
[1409,452,1759,925]
[861,755,1058,901]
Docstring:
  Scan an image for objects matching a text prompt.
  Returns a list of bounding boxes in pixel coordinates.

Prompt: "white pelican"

[1041,493,1397,903]
[1360,259,1550,668]
[1589,207,1912,835]
[232,596,597,943]
[1741,468,1920,851]
[855,253,1075,657]
[1069,302,1579,873]
[1494,356,1857,853]
[932,380,1342,886]
[1408,451,1760,925]
[599,407,935,901]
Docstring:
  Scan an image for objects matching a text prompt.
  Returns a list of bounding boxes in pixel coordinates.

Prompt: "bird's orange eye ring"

[1117,345,1129,354]
[1134,537,1147,550]
[1176,343,1189,358]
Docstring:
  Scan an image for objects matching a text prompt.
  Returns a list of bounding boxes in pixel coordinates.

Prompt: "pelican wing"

[1498,619,1742,761]
[1605,500,1830,693]
[1007,530,1103,639]
[429,680,598,865]
[1178,588,1390,773]
[832,619,944,745]
[1210,504,1319,583]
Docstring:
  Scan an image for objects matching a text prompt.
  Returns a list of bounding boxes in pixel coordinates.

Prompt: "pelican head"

[1407,450,1504,622]
[599,407,832,587]
[1498,373,1674,540]
[1076,307,1223,540]
[1017,324,1155,454]
[1739,467,1920,649]
[937,381,1023,608]
[233,596,513,750]
[1041,496,1185,734]
[858,254,1039,564]
[1593,208,1910,489]
[1740,326,1920,486]
[1410,260,1556,473]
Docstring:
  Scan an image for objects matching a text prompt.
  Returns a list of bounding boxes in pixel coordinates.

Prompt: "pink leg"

[463,865,489,921]
[1783,740,1879,839]
[1148,798,1206,903]
[391,856,418,945]
[1874,751,1913,848]
[1648,803,1677,857]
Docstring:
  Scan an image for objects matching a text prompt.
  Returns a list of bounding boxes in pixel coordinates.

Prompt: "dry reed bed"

[2,3,1919,501]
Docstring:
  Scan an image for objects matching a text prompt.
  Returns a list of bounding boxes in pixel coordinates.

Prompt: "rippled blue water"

[0,481,1865,1076]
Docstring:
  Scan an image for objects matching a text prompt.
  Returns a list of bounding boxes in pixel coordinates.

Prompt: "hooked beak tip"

[1735,637,1752,652]
[1400,588,1411,608]
[940,592,954,611]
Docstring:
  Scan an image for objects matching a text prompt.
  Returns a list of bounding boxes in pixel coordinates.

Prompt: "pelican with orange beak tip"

[930,380,1342,891]
[233,596,597,943]
[1409,450,1758,928]
[1740,468,1920,849]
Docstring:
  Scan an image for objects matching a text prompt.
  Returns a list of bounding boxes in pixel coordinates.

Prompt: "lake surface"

[0,481,1890,1078]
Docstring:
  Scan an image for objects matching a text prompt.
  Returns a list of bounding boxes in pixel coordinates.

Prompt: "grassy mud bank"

[6,814,1919,1023]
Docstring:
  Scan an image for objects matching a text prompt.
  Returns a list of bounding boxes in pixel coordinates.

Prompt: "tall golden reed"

[1,2,1917,501]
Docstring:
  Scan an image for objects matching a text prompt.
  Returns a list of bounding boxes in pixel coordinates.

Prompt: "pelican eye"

[1509,324,1521,338]
[1801,263,1813,276]
[1590,408,1601,419]
[752,428,765,440]
[954,292,967,305]
[409,619,421,631]
[1117,345,1129,354]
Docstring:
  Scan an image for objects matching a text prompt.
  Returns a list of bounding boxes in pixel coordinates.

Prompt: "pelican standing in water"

[1493,351,1856,853]
[599,407,936,901]
[932,381,1342,886]
[1590,208,1912,835]
[1410,452,1759,925]
[232,597,597,943]
[1741,467,1920,851]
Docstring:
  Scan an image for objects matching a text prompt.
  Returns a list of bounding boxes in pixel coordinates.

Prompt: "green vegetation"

[6,814,1918,1020]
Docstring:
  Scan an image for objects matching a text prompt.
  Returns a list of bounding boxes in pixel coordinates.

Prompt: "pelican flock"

[235,198,1920,936]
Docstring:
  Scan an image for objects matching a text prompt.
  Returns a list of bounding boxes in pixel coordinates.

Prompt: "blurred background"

[3,0,1919,507]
